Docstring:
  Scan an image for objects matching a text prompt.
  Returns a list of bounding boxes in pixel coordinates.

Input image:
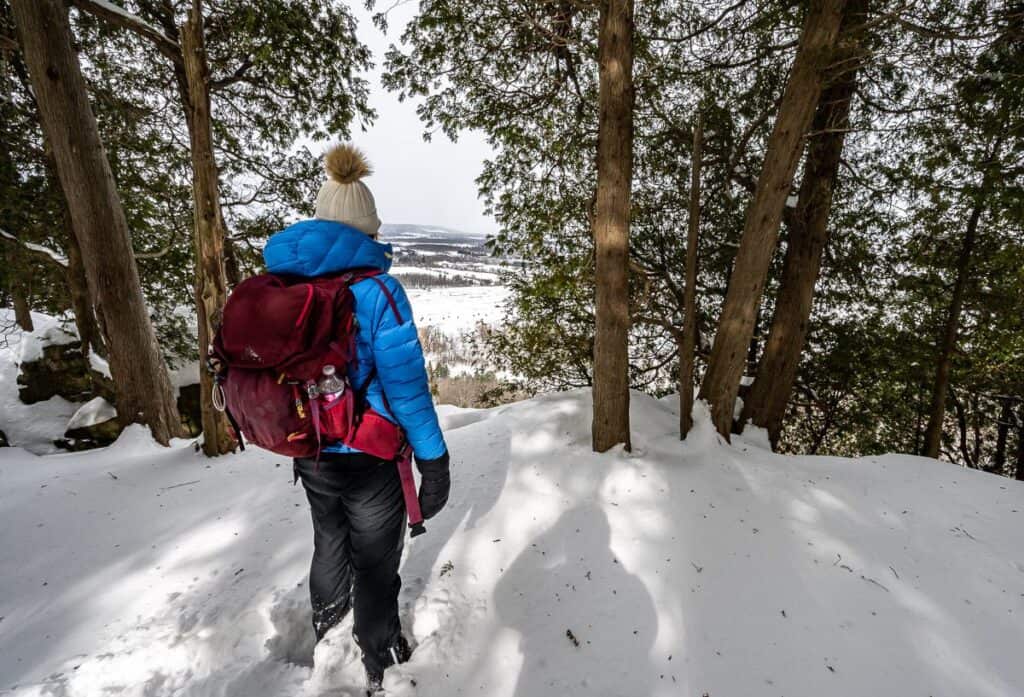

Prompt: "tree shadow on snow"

[0,448,315,696]
[492,505,658,697]
[397,415,511,626]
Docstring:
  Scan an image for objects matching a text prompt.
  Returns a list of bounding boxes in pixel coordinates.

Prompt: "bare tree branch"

[0,228,69,268]
[210,55,253,91]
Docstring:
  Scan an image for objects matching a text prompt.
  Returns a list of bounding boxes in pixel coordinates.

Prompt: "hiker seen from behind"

[209,144,451,695]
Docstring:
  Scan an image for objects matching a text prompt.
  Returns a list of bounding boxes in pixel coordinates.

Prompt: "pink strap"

[294,284,315,328]
[397,445,425,536]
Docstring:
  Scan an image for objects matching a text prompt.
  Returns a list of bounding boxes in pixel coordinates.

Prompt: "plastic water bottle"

[318,364,345,401]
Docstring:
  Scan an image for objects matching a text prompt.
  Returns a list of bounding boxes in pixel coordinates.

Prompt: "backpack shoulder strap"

[367,276,403,323]
[348,270,403,324]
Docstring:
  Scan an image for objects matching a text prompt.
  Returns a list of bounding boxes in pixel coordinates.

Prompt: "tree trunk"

[12,281,33,331]
[698,0,847,440]
[741,0,866,448]
[1016,403,1024,481]
[922,193,987,459]
[43,144,107,359]
[949,387,974,466]
[591,0,633,453]
[12,0,183,444]
[970,391,982,466]
[181,2,235,456]
[63,210,106,358]
[746,303,761,380]
[679,114,702,438]
[991,396,1011,475]
[224,236,242,288]
[14,39,106,360]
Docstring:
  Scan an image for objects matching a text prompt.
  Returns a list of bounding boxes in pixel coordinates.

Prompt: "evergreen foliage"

[384,0,1023,471]
[1,0,1020,472]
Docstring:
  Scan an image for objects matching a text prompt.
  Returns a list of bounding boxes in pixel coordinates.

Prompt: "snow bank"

[65,396,118,430]
[15,315,79,365]
[0,311,79,453]
[0,311,204,454]
[1,389,1022,696]
[167,359,200,390]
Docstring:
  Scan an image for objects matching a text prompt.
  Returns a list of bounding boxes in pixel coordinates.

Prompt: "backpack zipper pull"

[291,384,307,420]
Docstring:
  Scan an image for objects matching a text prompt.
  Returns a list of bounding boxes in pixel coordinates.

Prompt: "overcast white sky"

[343,2,498,235]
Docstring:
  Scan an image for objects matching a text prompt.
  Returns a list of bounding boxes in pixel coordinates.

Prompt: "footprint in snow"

[265,584,316,667]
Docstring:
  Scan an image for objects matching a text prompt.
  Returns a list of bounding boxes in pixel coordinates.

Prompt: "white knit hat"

[314,144,382,237]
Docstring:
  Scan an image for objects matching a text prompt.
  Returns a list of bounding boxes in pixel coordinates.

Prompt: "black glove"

[416,450,450,520]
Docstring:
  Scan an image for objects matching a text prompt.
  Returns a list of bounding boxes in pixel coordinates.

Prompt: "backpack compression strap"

[397,443,426,537]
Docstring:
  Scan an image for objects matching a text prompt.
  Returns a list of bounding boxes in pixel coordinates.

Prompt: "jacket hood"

[262,219,393,277]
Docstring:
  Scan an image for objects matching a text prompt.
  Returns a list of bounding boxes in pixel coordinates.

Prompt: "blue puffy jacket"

[263,219,447,460]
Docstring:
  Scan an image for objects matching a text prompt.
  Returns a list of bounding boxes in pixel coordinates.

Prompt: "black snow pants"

[294,452,406,674]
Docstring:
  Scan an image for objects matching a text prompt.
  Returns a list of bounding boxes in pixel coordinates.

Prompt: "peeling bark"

[181,2,236,456]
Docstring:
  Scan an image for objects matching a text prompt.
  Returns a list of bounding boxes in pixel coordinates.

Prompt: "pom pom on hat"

[324,143,372,184]
[315,143,381,237]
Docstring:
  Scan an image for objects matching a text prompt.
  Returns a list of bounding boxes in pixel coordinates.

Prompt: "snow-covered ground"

[2,388,1022,697]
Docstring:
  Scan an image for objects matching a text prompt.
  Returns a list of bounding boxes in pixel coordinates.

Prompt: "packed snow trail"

[2,391,1023,696]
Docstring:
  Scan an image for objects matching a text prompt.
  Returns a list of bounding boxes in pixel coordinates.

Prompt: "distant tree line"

[392,272,496,289]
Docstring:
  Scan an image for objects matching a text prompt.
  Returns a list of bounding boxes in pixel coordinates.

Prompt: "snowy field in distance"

[377,223,513,336]
[405,285,510,336]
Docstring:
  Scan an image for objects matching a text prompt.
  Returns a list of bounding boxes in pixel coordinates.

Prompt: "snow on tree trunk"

[698,0,847,440]
[11,0,184,445]
[591,0,634,453]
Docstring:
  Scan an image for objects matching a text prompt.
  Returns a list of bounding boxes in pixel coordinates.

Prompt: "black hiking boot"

[365,634,412,696]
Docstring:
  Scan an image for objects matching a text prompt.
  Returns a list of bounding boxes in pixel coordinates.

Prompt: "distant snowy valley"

[384,224,516,406]
[385,223,512,335]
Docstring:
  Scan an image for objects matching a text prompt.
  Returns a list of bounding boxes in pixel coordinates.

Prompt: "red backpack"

[209,268,428,536]
[209,269,404,461]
